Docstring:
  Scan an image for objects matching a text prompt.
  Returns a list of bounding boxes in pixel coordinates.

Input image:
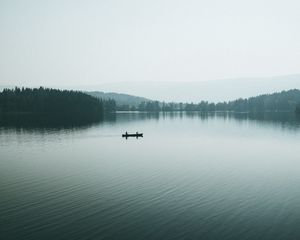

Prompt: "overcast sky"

[0,0,299,89]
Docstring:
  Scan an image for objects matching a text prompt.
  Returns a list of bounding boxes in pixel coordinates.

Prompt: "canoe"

[122,132,143,138]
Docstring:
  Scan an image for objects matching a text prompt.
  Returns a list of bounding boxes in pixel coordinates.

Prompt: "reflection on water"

[1,112,300,240]
[0,113,111,130]
[116,111,300,131]
[1,111,299,132]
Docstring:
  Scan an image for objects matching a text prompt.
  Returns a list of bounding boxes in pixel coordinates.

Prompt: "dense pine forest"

[136,89,300,113]
[1,88,299,116]
[0,87,116,116]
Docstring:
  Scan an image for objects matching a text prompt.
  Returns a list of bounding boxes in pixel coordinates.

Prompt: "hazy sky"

[0,0,299,88]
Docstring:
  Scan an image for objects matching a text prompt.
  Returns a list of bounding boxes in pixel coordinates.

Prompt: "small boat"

[122,132,143,138]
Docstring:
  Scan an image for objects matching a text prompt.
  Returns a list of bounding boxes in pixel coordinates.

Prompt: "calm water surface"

[1,112,300,240]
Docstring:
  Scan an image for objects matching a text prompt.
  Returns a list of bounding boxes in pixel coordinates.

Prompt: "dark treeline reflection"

[113,111,300,131]
[0,113,104,130]
[227,111,300,131]
[185,111,300,130]
[115,112,160,123]
[1,111,299,132]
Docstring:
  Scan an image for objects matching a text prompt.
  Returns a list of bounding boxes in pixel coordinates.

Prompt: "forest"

[136,89,300,113]
[0,87,116,116]
[1,88,300,116]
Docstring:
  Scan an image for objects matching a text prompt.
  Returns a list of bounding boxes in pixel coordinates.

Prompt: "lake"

[1,112,300,240]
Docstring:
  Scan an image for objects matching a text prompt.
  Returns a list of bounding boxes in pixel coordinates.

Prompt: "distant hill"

[87,91,150,107]
[88,89,300,112]
[87,74,300,102]
[136,89,300,113]
[224,89,300,112]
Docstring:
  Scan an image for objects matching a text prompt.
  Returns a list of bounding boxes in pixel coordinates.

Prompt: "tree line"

[134,89,300,113]
[0,87,116,116]
[1,87,299,115]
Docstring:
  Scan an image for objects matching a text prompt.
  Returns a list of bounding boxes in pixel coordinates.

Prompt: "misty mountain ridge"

[87,74,300,102]
[87,91,150,107]
[2,74,300,104]
[133,89,300,113]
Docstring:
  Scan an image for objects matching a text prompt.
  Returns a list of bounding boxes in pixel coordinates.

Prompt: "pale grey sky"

[0,0,299,90]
